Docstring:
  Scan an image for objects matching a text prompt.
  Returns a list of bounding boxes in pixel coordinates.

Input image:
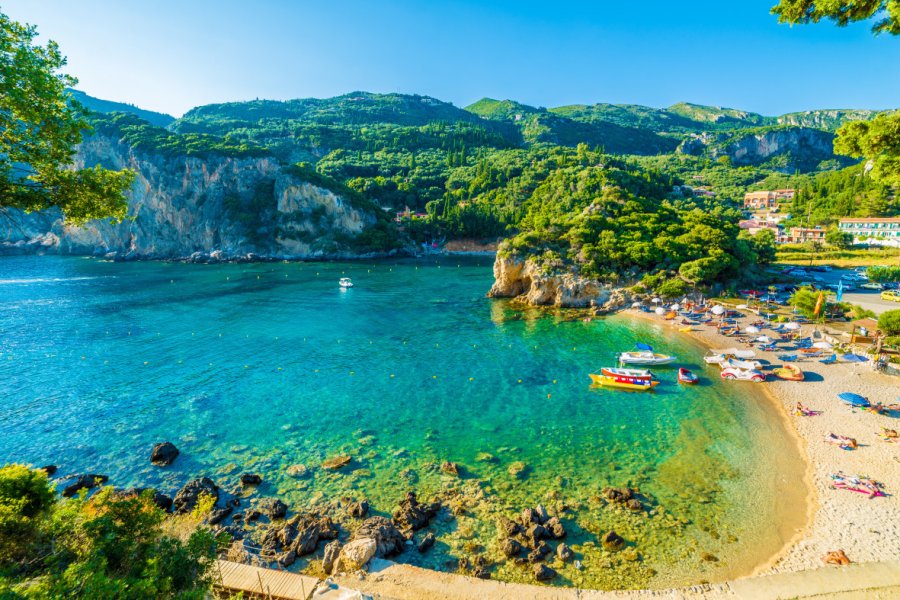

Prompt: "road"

[808,268,900,316]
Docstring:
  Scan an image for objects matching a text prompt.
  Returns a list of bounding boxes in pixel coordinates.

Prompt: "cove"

[0,255,806,589]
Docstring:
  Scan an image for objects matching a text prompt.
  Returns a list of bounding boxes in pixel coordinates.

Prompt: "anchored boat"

[590,367,659,391]
[677,368,699,384]
[617,344,676,366]
[339,277,354,288]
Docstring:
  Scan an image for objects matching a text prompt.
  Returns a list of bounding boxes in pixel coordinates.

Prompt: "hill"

[67,89,175,128]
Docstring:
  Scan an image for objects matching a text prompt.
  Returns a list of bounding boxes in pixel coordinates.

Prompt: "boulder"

[276,549,296,568]
[207,506,233,525]
[291,516,322,556]
[348,500,369,519]
[286,464,308,478]
[626,498,643,512]
[240,473,262,486]
[257,498,288,520]
[392,491,440,531]
[322,455,352,470]
[335,538,377,572]
[525,524,548,545]
[355,516,405,557]
[115,487,173,512]
[602,530,626,551]
[533,504,549,523]
[440,461,460,477]
[62,474,108,497]
[150,442,179,466]
[417,532,436,553]
[39,465,57,476]
[533,563,557,581]
[500,538,523,558]
[557,543,574,562]
[173,478,219,514]
[322,540,341,574]
[498,517,521,537]
[544,517,566,539]
[603,487,633,503]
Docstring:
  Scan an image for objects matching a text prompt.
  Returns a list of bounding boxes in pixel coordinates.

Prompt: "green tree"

[0,465,55,563]
[749,229,777,264]
[772,1,900,35]
[879,309,900,335]
[824,226,852,248]
[0,10,134,224]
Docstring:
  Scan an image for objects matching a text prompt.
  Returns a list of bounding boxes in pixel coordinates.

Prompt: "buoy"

[553,380,557,384]
[432,375,437,379]
[244,365,249,369]
[350,371,355,375]
[518,379,522,383]
[315,369,319,372]
[390,374,395,378]
[278,367,283,370]
[144,361,149,365]
[469,377,474,381]
[547,394,551,398]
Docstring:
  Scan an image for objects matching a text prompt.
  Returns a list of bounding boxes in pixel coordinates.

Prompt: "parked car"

[882,290,900,302]
[720,367,766,382]
[860,282,883,290]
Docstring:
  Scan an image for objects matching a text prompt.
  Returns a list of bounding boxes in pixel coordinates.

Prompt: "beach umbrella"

[744,325,760,334]
[654,307,665,315]
[671,303,681,311]
[651,297,661,304]
[838,392,870,408]
[812,341,833,350]
[756,335,774,344]
[842,353,868,363]
[682,297,690,304]
[784,322,800,330]
[711,305,725,315]
[631,302,642,308]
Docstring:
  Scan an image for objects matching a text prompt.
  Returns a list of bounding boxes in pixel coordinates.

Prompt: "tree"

[772,1,900,35]
[0,465,55,563]
[825,226,852,248]
[0,10,133,224]
[879,309,900,335]
[771,2,900,186]
[749,229,777,264]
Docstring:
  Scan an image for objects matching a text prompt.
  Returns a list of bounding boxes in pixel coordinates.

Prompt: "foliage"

[867,265,900,282]
[834,112,900,187]
[878,309,900,335]
[825,226,852,248]
[0,10,134,223]
[780,164,897,227]
[772,0,900,35]
[0,466,55,563]
[0,466,221,599]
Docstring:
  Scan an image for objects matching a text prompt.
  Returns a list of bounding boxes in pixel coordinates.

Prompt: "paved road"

[795,267,900,316]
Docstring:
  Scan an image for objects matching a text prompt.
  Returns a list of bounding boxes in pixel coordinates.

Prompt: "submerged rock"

[321,455,352,470]
[286,463,308,477]
[257,497,288,520]
[508,461,528,479]
[601,530,626,551]
[392,491,440,531]
[440,461,460,477]
[173,478,219,514]
[62,474,109,497]
[150,442,179,466]
[240,473,262,486]
[417,532,435,553]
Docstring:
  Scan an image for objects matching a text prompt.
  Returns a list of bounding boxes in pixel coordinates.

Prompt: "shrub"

[878,310,900,336]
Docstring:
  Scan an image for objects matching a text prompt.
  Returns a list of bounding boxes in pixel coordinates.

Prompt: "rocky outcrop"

[0,133,381,259]
[173,477,219,514]
[488,254,630,309]
[150,442,179,466]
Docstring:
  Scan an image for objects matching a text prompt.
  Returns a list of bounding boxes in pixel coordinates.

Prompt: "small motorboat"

[339,277,354,288]
[773,363,804,381]
[590,367,659,391]
[677,368,698,384]
[838,392,870,408]
[618,351,676,366]
[704,349,756,365]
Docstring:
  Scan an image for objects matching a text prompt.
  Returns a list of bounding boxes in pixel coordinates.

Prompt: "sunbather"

[824,433,857,449]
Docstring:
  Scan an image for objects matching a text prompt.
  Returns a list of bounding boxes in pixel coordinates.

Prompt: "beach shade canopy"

[631,302,642,308]
[682,297,690,303]
[756,335,774,344]
[838,392,870,408]
[635,343,653,351]
[812,341,833,350]
[784,322,801,330]
[744,325,760,334]
[651,297,661,304]
[671,303,681,311]
[842,353,868,363]
[736,304,748,310]
[711,305,725,315]
[654,307,666,315]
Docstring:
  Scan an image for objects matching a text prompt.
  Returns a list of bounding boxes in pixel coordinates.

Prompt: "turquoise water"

[0,256,802,588]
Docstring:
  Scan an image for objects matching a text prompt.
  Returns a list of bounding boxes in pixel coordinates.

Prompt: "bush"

[878,310,900,336]
[867,266,900,283]
[0,465,55,563]
[656,277,688,298]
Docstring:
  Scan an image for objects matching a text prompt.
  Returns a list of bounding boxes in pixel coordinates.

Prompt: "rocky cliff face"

[0,134,380,260]
[488,254,630,310]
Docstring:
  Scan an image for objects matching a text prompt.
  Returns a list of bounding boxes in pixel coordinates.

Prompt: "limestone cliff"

[488,254,630,310]
[0,133,383,260]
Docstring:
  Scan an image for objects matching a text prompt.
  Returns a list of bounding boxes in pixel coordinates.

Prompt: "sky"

[4,0,900,117]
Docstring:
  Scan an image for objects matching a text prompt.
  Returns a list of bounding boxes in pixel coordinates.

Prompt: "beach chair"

[820,354,837,365]
[778,354,798,362]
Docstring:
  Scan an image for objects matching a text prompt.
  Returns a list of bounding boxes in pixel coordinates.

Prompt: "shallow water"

[0,255,804,588]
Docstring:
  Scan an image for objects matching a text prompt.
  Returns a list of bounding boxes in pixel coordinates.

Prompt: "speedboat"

[618,351,676,366]
[677,368,698,384]
[339,277,354,288]
[590,367,659,391]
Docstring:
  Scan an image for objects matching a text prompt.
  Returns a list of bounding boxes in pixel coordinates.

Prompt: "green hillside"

[68,89,175,128]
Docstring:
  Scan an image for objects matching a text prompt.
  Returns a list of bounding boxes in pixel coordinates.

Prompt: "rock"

[291,517,321,556]
[533,563,557,581]
[116,487,173,512]
[355,516,405,557]
[173,478,219,514]
[393,491,440,531]
[276,549,297,568]
[62,474,109,497]
[240,473,262,486]
[348,500,369,519]
[472,566,491,579]
[257,498,288,520]
[39,465,57,476]
[507,461,528,479]
[336,538,377,572]
[601,530,626,552]
[316,516,339,540]
[440,461,460,477]
[321,455,352,470]
[520,508,539,526]
[625,498,643,511]
[286,464,308,478]
[525,524,549,545]
[150,442,179,466]
[207,506,233,525]
[417,532,435,553]
[476,452,497,463]
[500,538,523,558]
[544,517,566,539]
[700,551,719,562]
[246,509,262,521]
[557,543,574,562]
[322,540,341,574]
[533,504,549,523]
[603,487,633,503]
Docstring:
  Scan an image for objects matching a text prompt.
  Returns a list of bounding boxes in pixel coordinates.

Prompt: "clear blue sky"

[4,0,899,117]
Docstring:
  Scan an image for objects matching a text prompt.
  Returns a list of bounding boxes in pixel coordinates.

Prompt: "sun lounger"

[820,354,837,364]
[778,354,798,362]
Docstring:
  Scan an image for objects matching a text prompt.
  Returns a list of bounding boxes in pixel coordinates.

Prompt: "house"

[786,227,826,244]
[738,220,780,236]
[743,189,795,210]
[839,217,900,247]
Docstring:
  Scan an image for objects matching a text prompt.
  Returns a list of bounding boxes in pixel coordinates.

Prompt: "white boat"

[600,366,653,379]
[618,351,676,366]
[339,277,354,288]
[719,358,764,371]
[704,349,756,364]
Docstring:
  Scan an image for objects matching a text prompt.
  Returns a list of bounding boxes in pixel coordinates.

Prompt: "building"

[738,220,780,236]
[743,189,795,210]
[838,217,900,246]
[785,227,826,244]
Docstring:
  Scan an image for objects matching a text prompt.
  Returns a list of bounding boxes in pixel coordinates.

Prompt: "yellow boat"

[589,370,660,391]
